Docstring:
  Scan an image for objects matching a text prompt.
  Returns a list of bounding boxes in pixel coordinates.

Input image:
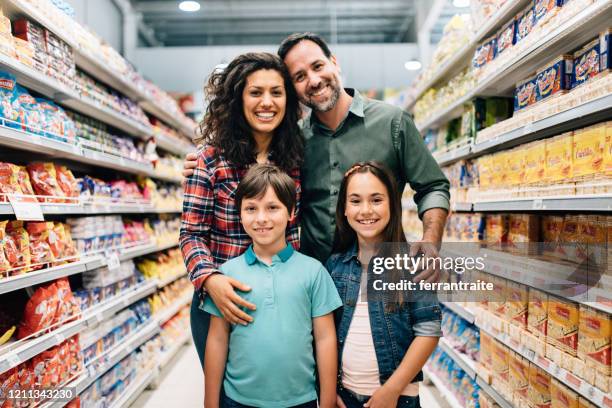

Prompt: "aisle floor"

[131,341,449,408]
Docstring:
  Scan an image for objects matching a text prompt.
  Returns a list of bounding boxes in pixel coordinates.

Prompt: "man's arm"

[313,313,337,408]
[204,316,230,408]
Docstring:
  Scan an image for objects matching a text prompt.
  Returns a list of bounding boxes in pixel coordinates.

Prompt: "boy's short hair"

[235,164,296,214]
[277,32,332,61]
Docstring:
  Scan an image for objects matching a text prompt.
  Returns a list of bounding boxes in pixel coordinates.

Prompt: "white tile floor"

[130,341,449,408]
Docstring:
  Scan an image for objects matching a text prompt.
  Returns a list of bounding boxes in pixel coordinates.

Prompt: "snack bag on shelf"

[571,123,605,179]
[496,18,516,56]
[31,347,62,388]
[515,3,536,44]
[53,278,80,325]
[17,166,35,196]
[54,165,79,199]
[572,39,601,88]
[528,288,549,338]
[27,162,65,202]
[578,305,611,376]
[550,378,579,408]
[514,76,538,112]
[26,221,56,269]
[601,28,612,72]
[6,221,31,274]
[541,215,564,258]
[15,85,44,135]
[535,56,573,102]
[528,364,552,408]
[545,132,573,182]
[0,71,23,129]
[0,221,13,276]
[473,36,497,70]
[35,98,65,141]
[547,296,579,356]
[0,162,22,201]
[17,282,59,339]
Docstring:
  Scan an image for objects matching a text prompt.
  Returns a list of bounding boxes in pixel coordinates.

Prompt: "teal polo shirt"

[203,244,342,407]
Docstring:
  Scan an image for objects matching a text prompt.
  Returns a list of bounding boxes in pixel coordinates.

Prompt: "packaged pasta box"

[545,132,573,182]
[528,364,552,408]
[523,140,546,184]
[535,55,573,102]
[473,36,497,69]
[572,123,605,179]
[541,216,564,258]
[557,215,581,262]
[578,305,611,376]
[600,28,611,72]
[508,214,540,255]
[515,3,536,44]
[480,331,493,369]
[505,281,528,327]
[572,38,601,88]
[506,147,525,186]
[547,296,579,356]
[485,214,509,246]
[577,397,597,408]
[528,288,548,338]
[509,351,529,401]
[550,378,579,408]
[489,275,507,318]
[477,155,493,188]
[605,121,611,176]
[491,339,509,385]
[515,76,537,112]
[496,18,516,56]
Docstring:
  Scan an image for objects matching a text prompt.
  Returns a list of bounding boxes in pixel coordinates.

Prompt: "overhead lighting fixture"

[404,60,422,71]
[179,1,200,12]
[453,0,471,7]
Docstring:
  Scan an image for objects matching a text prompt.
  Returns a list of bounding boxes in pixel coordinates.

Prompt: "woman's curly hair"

[197,52,304,172]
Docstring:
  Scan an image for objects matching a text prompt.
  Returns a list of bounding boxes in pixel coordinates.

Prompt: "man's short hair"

[235,164,296,215]
[278,32,332,61]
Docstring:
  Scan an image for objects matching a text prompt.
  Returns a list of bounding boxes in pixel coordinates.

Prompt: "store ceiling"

[130,0,425,47]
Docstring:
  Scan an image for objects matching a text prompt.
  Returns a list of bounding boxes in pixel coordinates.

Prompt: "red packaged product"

[26,221,55,270]
[26,162,64,203]
[31,347,61,388]
[0,162,22,202]
[17,283,58,339]
[53,278,79,324]
[57,223,78,260]
[0,221,12,275]
[6,221,31,274]
[17,166,35,196]
[66,397,80,408]
[66,334,83,374]
[54,165,78,199]
[17,362,36,390]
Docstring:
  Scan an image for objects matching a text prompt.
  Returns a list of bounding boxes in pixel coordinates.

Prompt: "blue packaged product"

[514,76,537,111]
[473,37,497,69]
[496,19,516,56]
[0,71,23,129]
[534,0,562,24]
[601,28,611,72]
[535,55,573,101]
[15,85,44,135]
[515,4,536,43]
[572,38,600,88]
[35,98,66,142]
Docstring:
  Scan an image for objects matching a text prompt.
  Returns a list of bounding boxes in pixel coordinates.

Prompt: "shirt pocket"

[215,181,238,214]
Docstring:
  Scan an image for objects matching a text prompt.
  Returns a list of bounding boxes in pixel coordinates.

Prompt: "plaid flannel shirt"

[180,145,301,293]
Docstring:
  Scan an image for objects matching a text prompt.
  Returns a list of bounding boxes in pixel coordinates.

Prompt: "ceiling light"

[404,60,422,71]
[179,1,200,12]
[453,0,471,7]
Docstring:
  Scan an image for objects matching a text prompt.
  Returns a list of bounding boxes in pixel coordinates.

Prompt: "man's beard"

[302,77,341,112]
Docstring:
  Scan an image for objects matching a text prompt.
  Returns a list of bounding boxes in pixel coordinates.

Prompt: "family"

[179,32,451,408]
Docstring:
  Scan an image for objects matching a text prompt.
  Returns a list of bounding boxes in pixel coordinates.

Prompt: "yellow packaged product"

[528,364,551,408]
[508,214,540,254]
[550,379,578,408]
[0,13,11,34]
[541,216,564,258]
[491,151,509,187]
[547,296,579,356]
[486,214,509,246]
[508,351,529,401]
[478,155,493,188]
[489,275,507,318]
[572,123,605,179]
[528,288,548,339]
[524,140,547,184]
[578,305,611,376]
[505,281,528,328]
[491,339,509,385]
[605,121,611,176]
[557,215,580,262]
[577,397,596,408]
[480,331,493,369]
[506,146,525,186]
[545,132,573,182]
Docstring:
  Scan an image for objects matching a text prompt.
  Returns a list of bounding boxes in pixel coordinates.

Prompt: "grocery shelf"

[433,144,472,167]
[155,293,192,326]
[416,1,612,131]
[108,369,157,408]
[0,202,157,216]
[451,202,473,212]
[478,320,611,408]
[438,337,477,380]
[475,376,513,408]
[441,302,475,324]
[155,133,194,157]
[157,270,187,289]
[423,368,465,408]
[0,257,101,295]
[140,99,195,140]
[80,148,155,176]
[473,195,612,212]
[158,332,190,369]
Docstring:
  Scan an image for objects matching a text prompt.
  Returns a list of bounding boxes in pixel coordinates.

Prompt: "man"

[182,32,450,325]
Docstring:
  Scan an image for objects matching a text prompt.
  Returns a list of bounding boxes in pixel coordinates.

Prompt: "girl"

[180,52,303,368]
[326,161,442,408]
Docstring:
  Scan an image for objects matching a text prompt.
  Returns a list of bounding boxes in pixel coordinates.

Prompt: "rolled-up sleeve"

[397,111,450,218]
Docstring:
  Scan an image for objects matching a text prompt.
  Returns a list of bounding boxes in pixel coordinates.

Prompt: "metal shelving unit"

[155,293,192,326]
[438,338,477,380]
[473,195,612,212]
[423,368,465,408]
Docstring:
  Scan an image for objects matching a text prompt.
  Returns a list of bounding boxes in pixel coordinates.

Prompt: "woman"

[180,52,304,367]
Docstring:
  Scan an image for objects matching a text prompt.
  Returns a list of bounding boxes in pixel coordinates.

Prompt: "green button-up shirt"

[300,89,450,262]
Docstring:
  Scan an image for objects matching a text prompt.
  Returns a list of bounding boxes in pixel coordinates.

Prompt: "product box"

[473,36,497,69]
[605,121,611,176]
[577,397,597,408]
[545,132,573,182]
[477,155,493,188]
[550,378,579,408]
[547,296,579,356]
[578,305,611,376]
[601,28,611,72]
[506,147,525,186]
[515,3,536,44]
[572,39,601,88]
[528,364,552,408]
[509,351,529,401]
[515,76,537,111]
[480,331,494,369]
[508,214,540,255]
[506,281,529,328]
[490,276,508,318]
[491,151,509,187]
[572,123,605,179]
[523,140,547,184]
[535,55,573,102]
[541,216,564,258]
[486,214,509,247]
[492,339,509,385]
[496,18,516,56]
[534,0,563,25]
[528,288,549,338]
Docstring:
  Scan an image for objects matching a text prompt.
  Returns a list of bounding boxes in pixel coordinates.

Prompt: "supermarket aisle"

[132,339,447,408]
[132,341,203,408]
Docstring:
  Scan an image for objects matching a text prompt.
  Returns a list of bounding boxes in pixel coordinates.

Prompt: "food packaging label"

[515,76,537,111]
[536,55,573,101]
[572,39,601,88]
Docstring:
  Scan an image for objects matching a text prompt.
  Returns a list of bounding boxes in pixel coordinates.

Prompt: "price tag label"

[5,352,21,368]
[8,195,44,221]
[107,253,120,271]
[54,332,65,344]
[532,199,543,210]
[523,122,534,135]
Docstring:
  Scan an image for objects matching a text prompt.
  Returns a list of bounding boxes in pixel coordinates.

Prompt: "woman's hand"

[204,274,256,325]
[183,150,200,178]
[363,385,400,408]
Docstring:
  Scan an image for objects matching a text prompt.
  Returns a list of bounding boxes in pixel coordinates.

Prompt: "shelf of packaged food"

[475,376,514,408]
[451,202,473,212]
[433,144,472,167]
[140,99,195,140]
[416,1,612,131]
[155,241,179,253]
[438,338,477,380]
[155,293,192,326]
[156,270,187,289]
[150,171,183,184]
[478,319,611,408]
[153,206,182,214]
[158,332,190,369]
[154,132,194,158]
[441,302,476,324]
[423,367,465,408]
[0,257,101,295]
[473,195,612,212]
[0,201,156,216]
[108,368,158,408]
[0,280,157,375]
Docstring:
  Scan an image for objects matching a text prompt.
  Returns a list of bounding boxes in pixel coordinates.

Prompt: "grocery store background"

[0,0,610,408]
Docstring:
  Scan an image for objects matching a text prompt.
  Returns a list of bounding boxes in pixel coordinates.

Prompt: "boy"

[203,164,341,408]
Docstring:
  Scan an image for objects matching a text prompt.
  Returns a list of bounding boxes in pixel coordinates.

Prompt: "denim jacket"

[325,243,442,387]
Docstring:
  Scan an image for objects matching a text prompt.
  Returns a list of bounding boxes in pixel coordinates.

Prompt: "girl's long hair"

[196,52,303,172]
[332,161,406,254]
